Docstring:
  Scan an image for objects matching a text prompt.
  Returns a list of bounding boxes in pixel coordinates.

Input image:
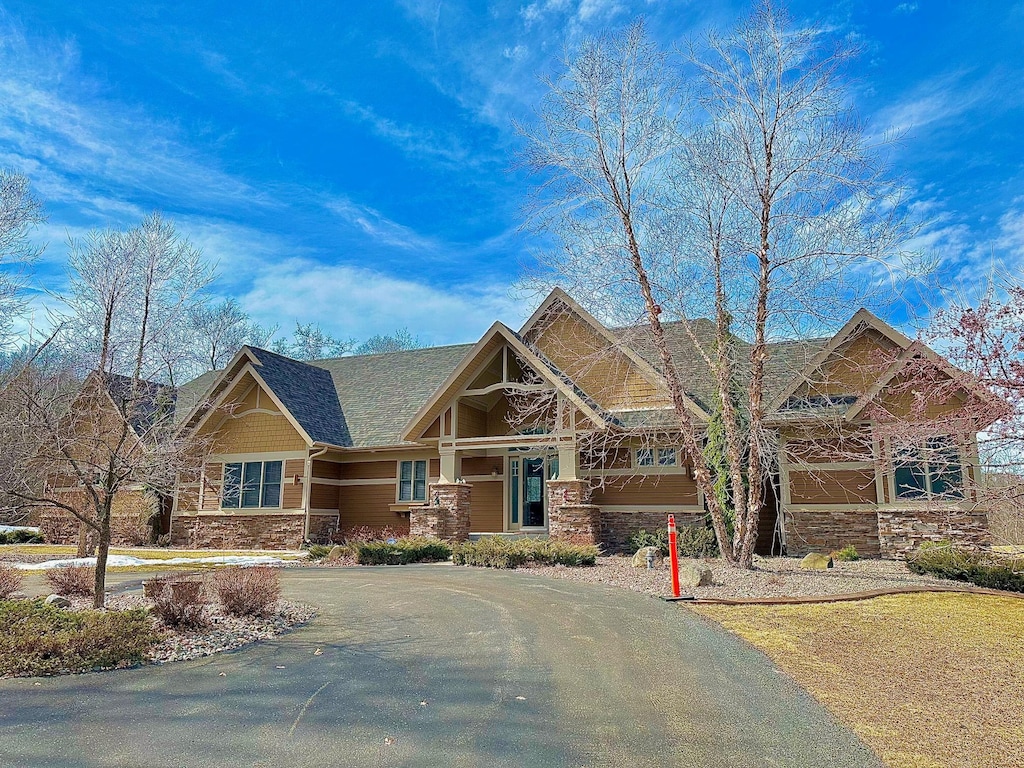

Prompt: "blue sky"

[1,0,1021,346]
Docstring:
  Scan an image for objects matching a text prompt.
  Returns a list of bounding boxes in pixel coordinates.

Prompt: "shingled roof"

[100,372,176,437]
[309,344,474,447]
[172,303,842,448]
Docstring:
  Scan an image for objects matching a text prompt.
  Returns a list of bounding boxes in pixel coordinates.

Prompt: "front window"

[399,460,427,502]
[636,447,678,468]
[894,437,964,500]
[221,460,283,509]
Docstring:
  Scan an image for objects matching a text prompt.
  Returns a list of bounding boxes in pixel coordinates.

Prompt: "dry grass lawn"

[694,593,1024,768]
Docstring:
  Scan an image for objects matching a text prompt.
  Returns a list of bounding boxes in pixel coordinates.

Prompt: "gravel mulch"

[63,595,318,667]
[526,555,958,600]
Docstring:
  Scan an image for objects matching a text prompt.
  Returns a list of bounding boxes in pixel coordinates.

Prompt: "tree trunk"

[93,503,112,609]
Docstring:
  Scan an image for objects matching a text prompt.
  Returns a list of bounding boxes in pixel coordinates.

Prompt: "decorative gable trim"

[400,320,609,443]
[177,347,316,448]
[519,287,707,420]
[767,308,914,414]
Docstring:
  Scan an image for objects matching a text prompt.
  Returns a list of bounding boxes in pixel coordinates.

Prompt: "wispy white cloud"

[239,258,526,345]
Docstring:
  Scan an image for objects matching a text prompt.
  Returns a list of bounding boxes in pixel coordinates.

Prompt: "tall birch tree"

[519,4,917,567]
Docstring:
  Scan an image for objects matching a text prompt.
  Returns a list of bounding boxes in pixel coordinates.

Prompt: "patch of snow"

[15,554,295,570]
[0,525,40,534]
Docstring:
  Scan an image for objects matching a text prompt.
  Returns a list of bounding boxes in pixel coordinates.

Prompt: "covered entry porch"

[400,323,606,544]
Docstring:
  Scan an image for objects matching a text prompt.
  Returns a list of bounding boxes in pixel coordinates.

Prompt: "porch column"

[557,442,579,481]
[546,478,600,546]
[416,481,472,541]
[439,448,458,484]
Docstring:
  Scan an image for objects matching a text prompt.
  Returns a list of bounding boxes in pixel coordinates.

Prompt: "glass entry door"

[508,454,555,530]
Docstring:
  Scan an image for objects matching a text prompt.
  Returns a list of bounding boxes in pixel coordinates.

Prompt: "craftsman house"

[40,288,995,557]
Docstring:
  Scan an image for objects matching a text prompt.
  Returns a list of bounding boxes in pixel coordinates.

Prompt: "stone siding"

[409,483,471,541]
[549,504,601,545]
[877,508,990,559]
[38,489,158,547]
[784,508,882,558]
[599,508,707,553]
[170,513,305,550]
[308,513,340,541]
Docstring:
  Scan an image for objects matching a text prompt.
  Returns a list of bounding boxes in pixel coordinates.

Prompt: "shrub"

[212,566,281,617]
[304,544,333,561]
[676,526,720,559]
[44,565,95,597]
[452,537,599,569]
[627,528,669,555]
[831,545,860,562]
[0,564,23,598]
[0,529,44,545]
[338,525,404,544]
[625,525,719,558]
[148,577,209,629]
[0,599,161,676]
[907,542,1024,593]
[354,537,452,565]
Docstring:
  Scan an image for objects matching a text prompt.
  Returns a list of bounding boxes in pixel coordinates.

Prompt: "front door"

[508,454,555,530]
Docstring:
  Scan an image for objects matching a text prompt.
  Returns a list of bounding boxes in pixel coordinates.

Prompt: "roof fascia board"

[520,287,671,392]
[519,287,709,420]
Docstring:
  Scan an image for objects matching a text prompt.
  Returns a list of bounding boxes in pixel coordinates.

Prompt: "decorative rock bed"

[63,594,318,667]
[527,555,960,600]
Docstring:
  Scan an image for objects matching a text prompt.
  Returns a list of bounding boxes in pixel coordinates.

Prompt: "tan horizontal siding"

[470,480,503,532]
[338,483,406,531]
[462,456,503,476]
[788,469,877,505]
[310,482,340,510]
[458,402,488,438]
[283,459,305,508]
[339,460,396,481]
[312,460,342,480]
[591,475,698,506]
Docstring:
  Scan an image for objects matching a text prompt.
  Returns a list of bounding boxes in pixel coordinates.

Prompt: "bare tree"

[0,214,214,606]
[272,321,355,360]
[355,328,421,355]
[176,298,275,381]
[518,5,918,567]
[0,168,44,343]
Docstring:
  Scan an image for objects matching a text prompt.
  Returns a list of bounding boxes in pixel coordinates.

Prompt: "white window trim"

[397,459,428,503]
[635,446,680,469]
[220,459,284,511]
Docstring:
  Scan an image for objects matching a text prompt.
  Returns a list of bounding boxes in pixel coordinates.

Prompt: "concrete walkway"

[0,566,882,767]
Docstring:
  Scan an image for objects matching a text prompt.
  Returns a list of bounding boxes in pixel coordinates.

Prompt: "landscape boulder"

[325,545,347,562]
[678,563,713,587]
[44,594,71,608]
[800,552,834,570]
[631,546,664,568]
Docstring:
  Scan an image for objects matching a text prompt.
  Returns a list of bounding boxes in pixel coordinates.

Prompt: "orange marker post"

[668,514,681,599]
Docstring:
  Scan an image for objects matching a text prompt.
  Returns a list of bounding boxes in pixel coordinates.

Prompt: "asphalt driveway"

[0,566,882,767]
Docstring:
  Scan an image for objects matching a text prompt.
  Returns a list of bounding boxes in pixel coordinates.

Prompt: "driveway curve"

[0,565,881,768]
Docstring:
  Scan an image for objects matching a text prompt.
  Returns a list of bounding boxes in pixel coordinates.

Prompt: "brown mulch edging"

[690,584,1024,605]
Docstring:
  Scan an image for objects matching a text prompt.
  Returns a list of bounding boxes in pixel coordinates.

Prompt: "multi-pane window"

[894,437,964,500]
[399,460,427,502]
[636,447,678,467]
[221,460,283,509]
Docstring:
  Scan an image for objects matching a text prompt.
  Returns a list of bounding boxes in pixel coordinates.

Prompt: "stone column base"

[411,482,472,541]
[549,504,601,546]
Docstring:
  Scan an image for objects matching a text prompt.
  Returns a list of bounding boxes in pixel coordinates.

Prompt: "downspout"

[302,445,330,541]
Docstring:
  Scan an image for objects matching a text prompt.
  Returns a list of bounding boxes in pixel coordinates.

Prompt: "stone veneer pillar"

[410,482,472,541]
[546,479,600,545]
